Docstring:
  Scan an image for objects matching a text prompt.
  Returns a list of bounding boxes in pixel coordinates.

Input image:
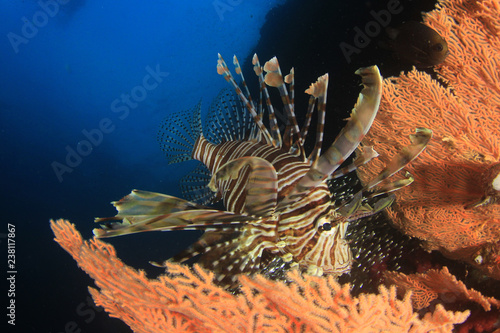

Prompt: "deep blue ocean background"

[1,0,438,332]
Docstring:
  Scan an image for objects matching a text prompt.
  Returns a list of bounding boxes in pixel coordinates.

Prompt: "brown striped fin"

[367,172,415,198]
[209,156,278,217]
[252,54,281,147]
[232,55,255,111]
[305,73,329,164]
[330,146,379,179]
[364,128,432,191]
[299,95,316,148]
[93,209,258,238]
[263,57,301,147]
[157,102,202,164]
[280,66,383,206]
[217,54,274,145]
[95,190,207,219]
[345,194,396,221]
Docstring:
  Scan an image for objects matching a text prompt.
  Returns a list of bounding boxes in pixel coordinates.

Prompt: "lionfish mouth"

[94,53,431,286]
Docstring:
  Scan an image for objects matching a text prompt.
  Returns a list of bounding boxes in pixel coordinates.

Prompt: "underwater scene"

[1,0,499,332]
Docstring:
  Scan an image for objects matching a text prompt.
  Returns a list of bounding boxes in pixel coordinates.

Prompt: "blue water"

[1,1,284,332]
[1,0,440,332]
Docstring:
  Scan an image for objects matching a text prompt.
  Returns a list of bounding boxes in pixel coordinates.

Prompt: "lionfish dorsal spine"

[217,53,274,145]
[336,128,432,217]
[252,54,282,148]
[232,55,255,111]
[263,57,301,147]
[306,73,329,165]
[278,66,383,207]
[299,94,316,149]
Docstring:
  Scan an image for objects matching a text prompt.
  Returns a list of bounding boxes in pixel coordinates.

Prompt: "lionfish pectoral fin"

[209,156,278,216]
[347,194,396,221]
[337,191,363,217]
[330,146,379,179]
[367,172,414,198]
[94,208,257,238]
[364,128,432,191]
[371,193,396,213]
[279,66,383,207]
[94,190,207,221]
[149,231,239,267]
[180,163,219,205]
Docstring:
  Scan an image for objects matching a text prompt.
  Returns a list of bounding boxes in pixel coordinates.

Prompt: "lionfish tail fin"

[157,101,203,164]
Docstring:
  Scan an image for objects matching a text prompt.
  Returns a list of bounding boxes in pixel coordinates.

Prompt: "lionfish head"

[299,208,353,277]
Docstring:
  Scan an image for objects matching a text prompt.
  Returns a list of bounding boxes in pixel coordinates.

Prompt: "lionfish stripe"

[285,68,295,108]
[170,235,240,264]
[364,127,432,190]
[209,156,278,216]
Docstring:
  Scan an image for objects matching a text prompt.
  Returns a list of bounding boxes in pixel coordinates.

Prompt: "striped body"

[94,54,431,285]
[193,135,347,276]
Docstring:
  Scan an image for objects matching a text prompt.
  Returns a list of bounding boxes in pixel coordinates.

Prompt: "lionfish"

[94,54,431,285]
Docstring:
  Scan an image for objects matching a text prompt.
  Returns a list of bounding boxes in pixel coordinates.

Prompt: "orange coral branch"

[51,219,469,333]
[385,267,500,311]
[357,0,500,279]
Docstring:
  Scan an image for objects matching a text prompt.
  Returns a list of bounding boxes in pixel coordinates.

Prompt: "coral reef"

[357,0,500,279]
[384,267,500,310]
[51,219,469,333]
[385,267,500,332]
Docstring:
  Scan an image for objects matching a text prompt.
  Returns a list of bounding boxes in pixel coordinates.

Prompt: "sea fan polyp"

[94,54,431,286]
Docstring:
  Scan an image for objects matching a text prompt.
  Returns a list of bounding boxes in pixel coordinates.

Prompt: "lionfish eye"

[322,222,332,231]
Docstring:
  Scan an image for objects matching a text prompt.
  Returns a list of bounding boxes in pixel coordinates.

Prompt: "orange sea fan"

[51,219,469,332]
[384,267,500,310]
[357,0,500,279]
